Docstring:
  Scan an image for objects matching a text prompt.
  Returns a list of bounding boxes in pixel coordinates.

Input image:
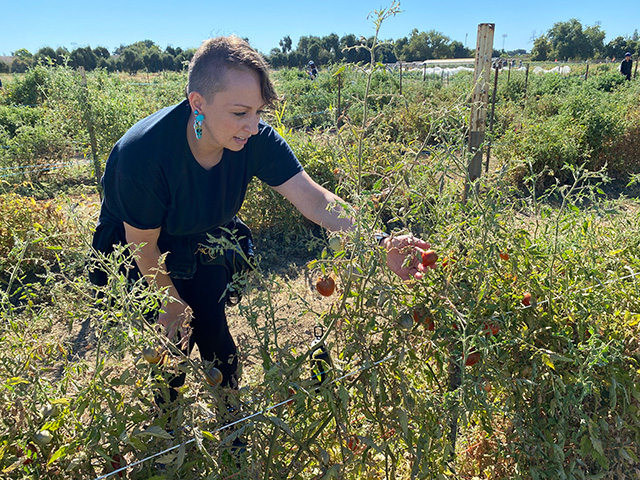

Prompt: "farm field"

[1,35,640,480]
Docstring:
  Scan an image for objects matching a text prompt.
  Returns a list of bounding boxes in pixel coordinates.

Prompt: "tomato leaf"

[47,444,69,465]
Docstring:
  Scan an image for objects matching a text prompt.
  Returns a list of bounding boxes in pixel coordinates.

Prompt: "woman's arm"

[272,171,354,232]
[272,171,433,280]
[123,222,190,340]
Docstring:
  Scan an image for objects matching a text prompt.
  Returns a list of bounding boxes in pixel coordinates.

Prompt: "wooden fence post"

[79,67,103,199]
[464,23,495,200]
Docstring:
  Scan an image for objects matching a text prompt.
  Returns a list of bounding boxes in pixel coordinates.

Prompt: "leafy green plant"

[1,13,640,480]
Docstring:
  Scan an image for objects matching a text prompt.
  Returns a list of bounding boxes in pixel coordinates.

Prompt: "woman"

[90,35,430,392]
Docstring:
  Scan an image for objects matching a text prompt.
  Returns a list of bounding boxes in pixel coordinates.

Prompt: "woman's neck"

[186,117,224,170]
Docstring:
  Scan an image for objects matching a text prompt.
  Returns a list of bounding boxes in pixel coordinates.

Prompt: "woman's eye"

[233,112,246,117]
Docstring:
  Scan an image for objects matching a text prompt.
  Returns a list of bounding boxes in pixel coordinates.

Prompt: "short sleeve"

[101,144,169,230]
[251,124,304,187]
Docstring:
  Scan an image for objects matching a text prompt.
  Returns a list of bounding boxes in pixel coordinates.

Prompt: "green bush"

[0,105,42,137]
[498,114,587,185]
[2,65,53,106]
[560,86,625,166]
[585,70,627,92]
[494,67,638,185]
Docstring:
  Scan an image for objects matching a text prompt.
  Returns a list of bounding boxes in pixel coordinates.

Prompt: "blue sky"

[1,0,637,56]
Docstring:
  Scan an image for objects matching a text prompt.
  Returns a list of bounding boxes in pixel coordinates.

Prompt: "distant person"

[620,52,633,81]
[307,60,318,80]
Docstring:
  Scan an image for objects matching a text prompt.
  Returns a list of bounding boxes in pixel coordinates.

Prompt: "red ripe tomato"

[316,276,336,297]
[413,308,435,331]
[465,351,481,366]
[483,321,500,336]
[110,453,125,477]
[421,250,438,268]
[522,292,532,307]
[346,435,361,452]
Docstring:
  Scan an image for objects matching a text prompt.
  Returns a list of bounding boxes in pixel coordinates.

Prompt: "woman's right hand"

[158,298,193,348]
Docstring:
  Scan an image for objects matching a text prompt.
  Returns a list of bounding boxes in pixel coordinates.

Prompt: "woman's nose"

[245,116,260,135]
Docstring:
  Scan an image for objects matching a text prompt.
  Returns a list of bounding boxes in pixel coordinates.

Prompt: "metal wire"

[89,267,640,479]
[0,159,91,178]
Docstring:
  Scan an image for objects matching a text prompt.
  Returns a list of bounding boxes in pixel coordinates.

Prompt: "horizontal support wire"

[284,109,331,123]
[90,268,639,479]
[0,159,91,178]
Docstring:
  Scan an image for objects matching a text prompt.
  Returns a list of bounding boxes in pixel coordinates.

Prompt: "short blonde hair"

[186,36,278,107]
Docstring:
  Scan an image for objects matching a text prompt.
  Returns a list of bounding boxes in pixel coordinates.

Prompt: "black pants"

[90,219,251,393]
[173,262,238,389]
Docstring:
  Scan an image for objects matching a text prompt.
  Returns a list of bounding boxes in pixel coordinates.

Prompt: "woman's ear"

[188,91,205,112]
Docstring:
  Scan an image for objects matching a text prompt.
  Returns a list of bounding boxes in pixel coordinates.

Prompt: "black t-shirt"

[93,99,303,279]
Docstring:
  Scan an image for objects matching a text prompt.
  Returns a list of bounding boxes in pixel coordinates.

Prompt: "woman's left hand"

[382,234,434,281]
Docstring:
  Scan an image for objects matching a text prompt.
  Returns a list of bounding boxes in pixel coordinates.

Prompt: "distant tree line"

[0,30,474,75]
[266,29,474,68]
[1,20,638,75]
[531,19,640,61]
[0,40,196,74]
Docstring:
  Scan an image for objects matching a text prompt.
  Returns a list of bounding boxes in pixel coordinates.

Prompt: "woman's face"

[197,68,266,153]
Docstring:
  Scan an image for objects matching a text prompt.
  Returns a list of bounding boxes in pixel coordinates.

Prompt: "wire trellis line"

[87,265,640,480]
[0,159,90,172]
[0,159,91,179]
[283,109,331,123]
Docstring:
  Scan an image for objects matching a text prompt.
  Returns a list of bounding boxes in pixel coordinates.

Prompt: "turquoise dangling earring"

[193,110,204,139]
